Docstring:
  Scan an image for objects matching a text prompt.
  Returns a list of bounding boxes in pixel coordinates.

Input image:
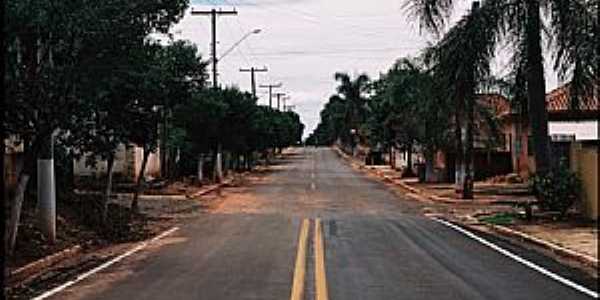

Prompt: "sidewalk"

[397,177,534,205]
[335,146,534,205]
[333,146,598,274]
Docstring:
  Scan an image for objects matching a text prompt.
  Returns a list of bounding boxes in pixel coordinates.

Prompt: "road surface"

[40,147,598,300]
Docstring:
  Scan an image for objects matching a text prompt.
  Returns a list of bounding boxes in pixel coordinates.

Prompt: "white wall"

[549,121,598,141]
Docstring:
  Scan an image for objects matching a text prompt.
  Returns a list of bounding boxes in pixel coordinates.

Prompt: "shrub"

[529,164,581,218]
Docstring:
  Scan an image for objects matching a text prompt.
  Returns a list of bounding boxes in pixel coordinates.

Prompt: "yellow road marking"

[290,219,310,300]
[314,218,329,300]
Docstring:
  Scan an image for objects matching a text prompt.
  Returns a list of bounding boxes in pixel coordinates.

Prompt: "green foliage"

[479,212,519,225]
[308,58,452,156]
[306,73,370,146]
[173,87,305,175]
[5,0,191,165]
[530,163,581,217]
[407,0,597,174]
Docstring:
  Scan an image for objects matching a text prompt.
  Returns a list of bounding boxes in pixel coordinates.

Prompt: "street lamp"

[216,28,261,62]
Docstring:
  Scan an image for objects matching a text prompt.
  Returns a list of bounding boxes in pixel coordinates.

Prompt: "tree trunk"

[462,95,475,199]
[525,0,551,174]
[197,154,204,184]
[223,152,230,176]
[263,150,270,166]
[7,173,30,255]
[389,146,393,168]
[102,154,115,225]
[214,145,223,183]
[424,150,436,183]
[246,151,253,170]
[455,101,465,193]
[6,140,39,255]
[403,143,415,177]
[131,146,150,213]
[37,133,56,243]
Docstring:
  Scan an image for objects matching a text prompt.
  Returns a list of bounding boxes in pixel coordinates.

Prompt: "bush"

[529,164,581,218]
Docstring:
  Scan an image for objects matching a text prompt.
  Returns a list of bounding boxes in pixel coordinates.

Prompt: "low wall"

[570,142,598,220]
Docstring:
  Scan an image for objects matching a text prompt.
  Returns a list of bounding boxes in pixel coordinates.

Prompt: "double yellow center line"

[290,218,329,300]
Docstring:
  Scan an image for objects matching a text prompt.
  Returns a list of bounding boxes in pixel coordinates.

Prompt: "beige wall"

[74,143,160,181]
[501,121,534,178]
[570,143,598,220]
[73,144,133,178]
[132,146,161,180]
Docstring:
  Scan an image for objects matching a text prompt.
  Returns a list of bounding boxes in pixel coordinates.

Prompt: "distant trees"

[306,73,370,148]
[173,87,304,178]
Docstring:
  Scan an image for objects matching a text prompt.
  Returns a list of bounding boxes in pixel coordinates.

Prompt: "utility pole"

[281,95,290,111]
[274,92,286,111]
[191,8,237,89]
[259,83,282,108]
[240,67,268,99]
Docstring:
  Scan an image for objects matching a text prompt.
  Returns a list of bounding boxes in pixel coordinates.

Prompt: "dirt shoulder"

[5,160,279,299]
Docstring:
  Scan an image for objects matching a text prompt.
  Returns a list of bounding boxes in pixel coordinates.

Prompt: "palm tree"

[422,1,497,198]
[333,72,371,150]
[407,0,598,175]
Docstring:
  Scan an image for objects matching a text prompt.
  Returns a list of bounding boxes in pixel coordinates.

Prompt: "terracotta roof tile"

[546,83,599,112]
[476,93,511,117]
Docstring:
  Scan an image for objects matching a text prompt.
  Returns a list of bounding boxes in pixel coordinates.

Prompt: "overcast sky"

[173,0,562,137]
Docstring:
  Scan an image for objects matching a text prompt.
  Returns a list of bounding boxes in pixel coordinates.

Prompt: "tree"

[406,0,598,175]
[173,89,227,182]
[368,58,451,179]
[127,41,202,213]
[333,72,371,148]
[4,0,189,253]
[69,40,206,222]
[421,2,497,197]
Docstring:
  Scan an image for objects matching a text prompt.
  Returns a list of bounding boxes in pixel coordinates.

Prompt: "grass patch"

[479,212,519,225]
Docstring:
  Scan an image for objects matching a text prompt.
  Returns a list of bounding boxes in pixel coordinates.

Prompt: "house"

[499,83,599,178]
[433,93,515,182]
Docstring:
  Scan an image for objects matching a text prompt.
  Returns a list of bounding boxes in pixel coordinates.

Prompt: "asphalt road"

[42,147,598,300]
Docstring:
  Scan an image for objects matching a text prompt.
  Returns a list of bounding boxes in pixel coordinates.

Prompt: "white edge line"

[432,218,598,299]
[32,226,180,300]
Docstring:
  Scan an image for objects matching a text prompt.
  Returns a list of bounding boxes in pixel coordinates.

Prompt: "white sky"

[172,0,562,137]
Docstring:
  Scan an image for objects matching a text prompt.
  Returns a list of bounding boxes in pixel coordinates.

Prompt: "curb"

[186,178,234,199]
[334,146,515,206]
[31,227,179,300]
[436,216,599,276]
[9,245,82,284]
[481,223,599,269]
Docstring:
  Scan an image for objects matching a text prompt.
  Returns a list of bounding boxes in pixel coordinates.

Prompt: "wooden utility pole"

[281,95,291,111]
[274,92,286,111]
[239,67,268,99]
[259,83,282,108]
[191,8,237,89]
